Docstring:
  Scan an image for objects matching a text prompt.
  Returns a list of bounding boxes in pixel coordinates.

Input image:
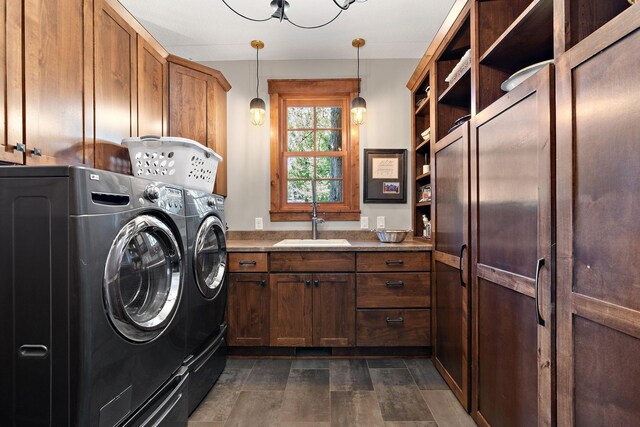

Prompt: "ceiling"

[118,0,456,61]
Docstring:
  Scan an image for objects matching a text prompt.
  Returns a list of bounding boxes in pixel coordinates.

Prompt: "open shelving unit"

[411,69,433,240]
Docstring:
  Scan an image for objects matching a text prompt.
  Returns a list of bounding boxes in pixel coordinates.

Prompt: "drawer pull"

[385,316,405,324]
[385,281,404,287]
[385,260,404,266]
[239,261,257,266]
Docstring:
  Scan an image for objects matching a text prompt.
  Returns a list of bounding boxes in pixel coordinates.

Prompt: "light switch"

[360,216,369,229]
[255,217,263,230]
[376,216,385,229]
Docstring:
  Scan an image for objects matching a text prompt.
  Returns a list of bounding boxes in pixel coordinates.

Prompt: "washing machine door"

[104,215,183,342]
[193,215,227,299]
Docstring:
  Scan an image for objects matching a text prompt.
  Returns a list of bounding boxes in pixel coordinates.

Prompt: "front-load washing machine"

[183,189,228,414]
[0,166,189,426]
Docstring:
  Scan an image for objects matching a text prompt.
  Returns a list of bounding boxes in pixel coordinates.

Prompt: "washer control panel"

[154,186,184,214]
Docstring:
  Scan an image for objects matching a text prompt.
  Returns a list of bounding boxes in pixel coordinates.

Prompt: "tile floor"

[188,358,476,427]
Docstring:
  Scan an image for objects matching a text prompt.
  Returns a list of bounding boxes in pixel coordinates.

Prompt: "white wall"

[201,58,419,231]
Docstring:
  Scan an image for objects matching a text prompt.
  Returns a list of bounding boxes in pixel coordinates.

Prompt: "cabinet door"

[471,66,554,427]
[21,0,86,165]
[137,36,167,138]
[270,273,313,346]
[211,79,227,196]
[168,62,210,145]
[312,274,355,347]
[432,122,470,410]
[93,0,137,173]
[1,0,23,163]
[556,14,640,427]
[227,273,269,346]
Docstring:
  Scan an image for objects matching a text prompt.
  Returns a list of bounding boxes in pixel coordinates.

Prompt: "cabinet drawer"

[229,253,268,272]
[356,309,430,347]
[357,273,430,308]
[357,252,431,272]
[270,252,355,272]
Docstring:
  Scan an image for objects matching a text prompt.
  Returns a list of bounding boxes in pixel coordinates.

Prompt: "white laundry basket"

[122,136,223,192]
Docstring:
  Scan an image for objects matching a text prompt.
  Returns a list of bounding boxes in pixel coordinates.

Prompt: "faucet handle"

[316,218,326,224]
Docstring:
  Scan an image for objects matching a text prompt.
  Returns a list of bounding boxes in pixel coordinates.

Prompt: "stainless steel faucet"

[311,179,325,240]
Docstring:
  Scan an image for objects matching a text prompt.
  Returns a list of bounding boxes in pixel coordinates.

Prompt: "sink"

[273,239,351,247]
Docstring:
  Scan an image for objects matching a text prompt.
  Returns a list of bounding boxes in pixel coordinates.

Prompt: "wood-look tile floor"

[188,358,476,427]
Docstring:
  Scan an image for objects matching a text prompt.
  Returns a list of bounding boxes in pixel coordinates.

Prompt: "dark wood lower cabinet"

[227,273,270,346]
[312,274,355,347]
[556,11,640,426]
[356,309,430,347]
[269,274,313,347]
[471,65,554,426]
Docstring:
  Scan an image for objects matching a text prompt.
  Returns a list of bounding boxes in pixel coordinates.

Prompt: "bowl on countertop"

[373,229,411,243]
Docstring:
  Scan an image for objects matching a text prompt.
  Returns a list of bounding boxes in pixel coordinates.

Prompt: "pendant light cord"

[222,0,348,29]
[256,46,260,98]
[357,45,361,95]
[288,10,342,29]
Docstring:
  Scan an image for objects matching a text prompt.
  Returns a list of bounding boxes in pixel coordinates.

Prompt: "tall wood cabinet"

[137,36,168,137]
[556,10,640,426]
[168,57,230,195]
[432,122,470,411]
[471,66,554,427]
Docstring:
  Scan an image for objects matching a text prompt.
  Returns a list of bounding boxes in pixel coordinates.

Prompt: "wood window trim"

[269,79,361,222]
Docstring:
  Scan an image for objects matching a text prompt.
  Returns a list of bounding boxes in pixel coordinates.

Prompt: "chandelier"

[221,0,368,29]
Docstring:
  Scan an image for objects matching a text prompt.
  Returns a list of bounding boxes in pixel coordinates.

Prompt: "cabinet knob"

[260,279,267,287]
[32,147,42,157]
[14,143,26,153]
[305,280,311,287]
[313,279,319,287]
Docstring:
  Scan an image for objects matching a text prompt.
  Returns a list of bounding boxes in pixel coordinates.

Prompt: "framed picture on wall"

[363,149,407,203]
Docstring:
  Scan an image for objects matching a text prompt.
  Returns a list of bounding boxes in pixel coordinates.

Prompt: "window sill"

[270,210,361,222]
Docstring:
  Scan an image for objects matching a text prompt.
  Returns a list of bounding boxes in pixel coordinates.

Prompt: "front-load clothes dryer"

[183,190,228,413]
[0,166,188,426]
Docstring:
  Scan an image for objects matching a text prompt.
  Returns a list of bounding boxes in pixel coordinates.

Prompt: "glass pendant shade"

[350,96,367,125]
[250,97,266,126]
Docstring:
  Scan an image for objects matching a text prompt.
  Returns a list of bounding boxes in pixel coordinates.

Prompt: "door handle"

[459,244,467,287]
[385,281,404,287]
[385,316,404,324]
[313,279,319,287]
[239,261,257,266]
[535,257,545,327]
[18,344,49,359]
[385,260,404,266]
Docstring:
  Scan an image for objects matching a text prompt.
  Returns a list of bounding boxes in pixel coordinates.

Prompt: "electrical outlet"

[255,217,263,230]
[360,216,369,229]
[376,216,385,229]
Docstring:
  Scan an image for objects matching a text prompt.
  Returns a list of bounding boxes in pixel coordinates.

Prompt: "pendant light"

[351,38,367,126]
[250,40,266,126]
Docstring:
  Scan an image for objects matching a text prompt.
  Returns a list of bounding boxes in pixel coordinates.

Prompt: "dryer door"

[193,215,227,299]
[104,215,183,342]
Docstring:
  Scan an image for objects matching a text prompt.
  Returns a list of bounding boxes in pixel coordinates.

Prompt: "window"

[269,79,361,221]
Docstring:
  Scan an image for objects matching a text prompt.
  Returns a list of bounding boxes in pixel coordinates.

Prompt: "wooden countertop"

[227,239,433,252]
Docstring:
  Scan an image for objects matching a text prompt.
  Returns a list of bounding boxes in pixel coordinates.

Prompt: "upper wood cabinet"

[2,0,86,165]
[92,0,137,173]
[471,65,554,427]
[556,10,640,426]
[137,36,168,138]
[168,58,230,195]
